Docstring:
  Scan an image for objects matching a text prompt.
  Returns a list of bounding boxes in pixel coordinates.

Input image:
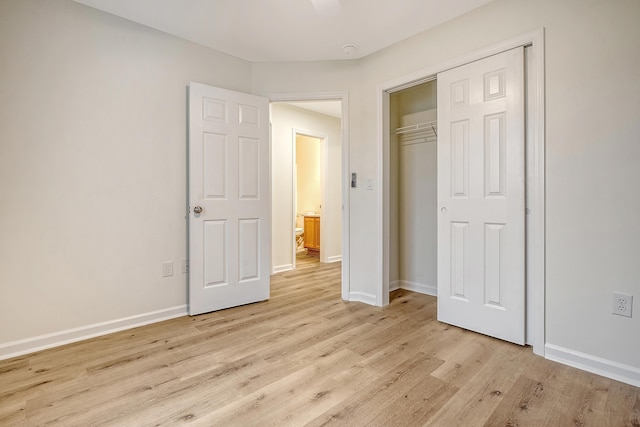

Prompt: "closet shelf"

[395,120,437,136]
[395,120,437,146]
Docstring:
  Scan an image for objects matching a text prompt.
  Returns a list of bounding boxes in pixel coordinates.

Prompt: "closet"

[389,79,438,295]
[383,42,540,347]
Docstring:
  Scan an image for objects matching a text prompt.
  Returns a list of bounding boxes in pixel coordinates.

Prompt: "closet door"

[437,47,525,345]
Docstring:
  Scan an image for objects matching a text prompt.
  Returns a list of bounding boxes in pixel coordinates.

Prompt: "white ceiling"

[73,0,494,62]
[280,101,342,119]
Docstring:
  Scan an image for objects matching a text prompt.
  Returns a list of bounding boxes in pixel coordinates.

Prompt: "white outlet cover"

[612,292,633,318]
[162,261,174,277]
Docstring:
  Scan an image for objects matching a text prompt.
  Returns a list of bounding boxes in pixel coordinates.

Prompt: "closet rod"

[400,139,436,146]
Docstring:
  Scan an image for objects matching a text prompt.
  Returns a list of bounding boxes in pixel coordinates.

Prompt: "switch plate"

[612,292,633,317]
[162,261,174,277]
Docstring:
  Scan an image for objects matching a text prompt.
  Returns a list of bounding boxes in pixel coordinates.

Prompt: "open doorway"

[388,80,438,296]
[269,97,347,291]
[294,132,323,261]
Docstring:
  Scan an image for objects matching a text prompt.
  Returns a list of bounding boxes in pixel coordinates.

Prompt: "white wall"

[367,0,640,373]
[2,0,639,385]
[254,0,640,378]
[270,103,342,271]
[0,0,252,347]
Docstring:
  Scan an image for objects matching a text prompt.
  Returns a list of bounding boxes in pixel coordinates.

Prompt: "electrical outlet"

[162,261,174,277]
[612,292,633,317]
[181,259,189,274]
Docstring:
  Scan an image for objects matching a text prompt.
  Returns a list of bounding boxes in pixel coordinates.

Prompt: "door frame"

[267,91,350,301]
[377,29,545,356]
[291,129,327,267]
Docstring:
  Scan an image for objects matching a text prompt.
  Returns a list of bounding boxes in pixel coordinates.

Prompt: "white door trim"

[376,28,545,356]
[267,91,350,301]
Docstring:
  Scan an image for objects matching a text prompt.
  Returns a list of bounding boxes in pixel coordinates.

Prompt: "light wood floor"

[1,254,639,426]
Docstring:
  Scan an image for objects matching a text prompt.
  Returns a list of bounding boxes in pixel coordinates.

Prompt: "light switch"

[366,177,373,190]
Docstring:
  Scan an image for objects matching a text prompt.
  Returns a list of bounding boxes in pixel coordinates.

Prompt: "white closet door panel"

[437,47,525,345]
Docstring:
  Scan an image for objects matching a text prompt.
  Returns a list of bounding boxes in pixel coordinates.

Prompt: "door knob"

[193,206,203,214]
[441,207,447,213]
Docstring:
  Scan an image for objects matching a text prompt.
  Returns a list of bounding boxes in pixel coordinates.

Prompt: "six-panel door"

[437,48,526,345]
[188,82,270,315]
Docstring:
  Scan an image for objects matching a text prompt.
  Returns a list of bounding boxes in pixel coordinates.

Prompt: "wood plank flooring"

[1,254,639,426]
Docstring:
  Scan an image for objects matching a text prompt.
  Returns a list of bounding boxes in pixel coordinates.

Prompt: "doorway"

[388,80,438,297]
[378,29,545,354]
[294,132,324,262]
[269,93,350,300]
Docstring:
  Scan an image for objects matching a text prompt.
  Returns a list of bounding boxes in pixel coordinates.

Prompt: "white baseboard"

[400,280,437,296]
[0,305,188,361]
[348,291,377,306]
[273,264,293,274]
[327,255,342,263]
[389,280,401,292]
[545,343,640,388]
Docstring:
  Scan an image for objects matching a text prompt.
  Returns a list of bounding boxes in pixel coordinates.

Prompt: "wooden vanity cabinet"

[303,216,320,251]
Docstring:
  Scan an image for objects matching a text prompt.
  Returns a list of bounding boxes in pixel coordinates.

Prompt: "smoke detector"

[342,44,357,56]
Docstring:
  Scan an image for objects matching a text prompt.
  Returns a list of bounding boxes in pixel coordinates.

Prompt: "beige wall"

[296,135,322,216]
[1,0,639,383]
[0,0,252,344]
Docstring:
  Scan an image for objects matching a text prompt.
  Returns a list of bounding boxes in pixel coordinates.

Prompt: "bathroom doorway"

[270,99,344,274]
[294,133,323,262]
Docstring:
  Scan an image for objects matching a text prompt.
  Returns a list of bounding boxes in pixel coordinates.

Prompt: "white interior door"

[437,47,525,345]
[188,82,270,315]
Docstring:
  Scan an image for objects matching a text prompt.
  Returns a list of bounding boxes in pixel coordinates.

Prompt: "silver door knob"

[193,206,203,214]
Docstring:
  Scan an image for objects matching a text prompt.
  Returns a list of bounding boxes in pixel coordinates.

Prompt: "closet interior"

[389,79,438,295]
